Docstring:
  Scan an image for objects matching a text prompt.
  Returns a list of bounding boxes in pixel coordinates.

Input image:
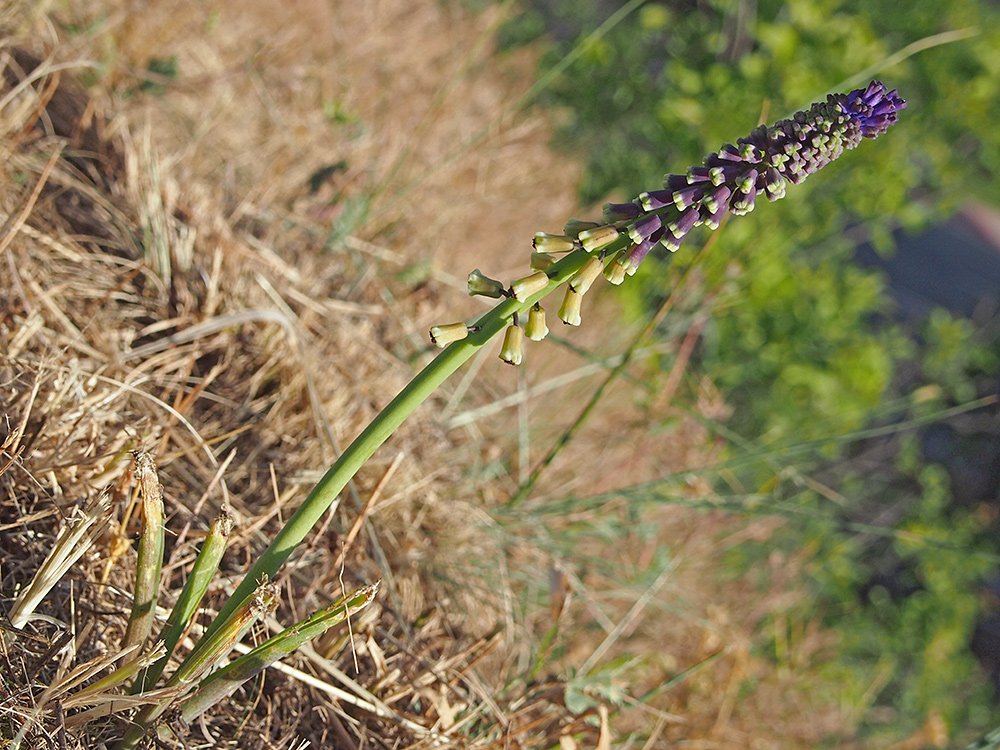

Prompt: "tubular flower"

[599,81,905,271]
[525,304,549,341]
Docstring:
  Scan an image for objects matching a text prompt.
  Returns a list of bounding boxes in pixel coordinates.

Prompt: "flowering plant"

[7,80,904,746]
[203,82,904,643]
[433,81,905,364]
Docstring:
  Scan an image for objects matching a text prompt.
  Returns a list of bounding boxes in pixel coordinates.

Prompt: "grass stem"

[190,249,592,651]
[133,506,234,692]
[120,453,165,660]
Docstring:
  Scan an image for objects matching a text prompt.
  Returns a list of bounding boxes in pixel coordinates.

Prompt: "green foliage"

[806,465,999,740]
[922,309,1000,403]
[138,56,178,95]
[715,397,1000,742]
[692,249,904,441]
[500,0,1000,742]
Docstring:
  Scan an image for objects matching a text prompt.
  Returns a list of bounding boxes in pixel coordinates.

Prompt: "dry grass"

[0,1,867,748]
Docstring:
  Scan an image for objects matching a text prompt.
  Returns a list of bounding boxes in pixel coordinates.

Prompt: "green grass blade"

[179,581,379,723]
[133,506,234,692]
[120,452,165,659]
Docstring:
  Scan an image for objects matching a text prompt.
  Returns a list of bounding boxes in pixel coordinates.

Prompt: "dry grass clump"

[0,17,562,750]
[0,1,864,748]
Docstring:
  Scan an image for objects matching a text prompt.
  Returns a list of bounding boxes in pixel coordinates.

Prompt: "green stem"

[190,249,592,650]
[133,507,234,692]
[178,582,379,723]
[121,453,165,658]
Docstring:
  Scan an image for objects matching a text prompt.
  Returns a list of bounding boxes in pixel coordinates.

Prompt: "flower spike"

[568,81,905,276]
[432,82,903,362]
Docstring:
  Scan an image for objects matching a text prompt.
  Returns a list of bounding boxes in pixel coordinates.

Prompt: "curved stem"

[190,249,592,649]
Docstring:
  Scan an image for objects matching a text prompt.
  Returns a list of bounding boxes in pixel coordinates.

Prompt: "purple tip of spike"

[604,201,642,222]
[842,80,907,139]
[532,81,903,278]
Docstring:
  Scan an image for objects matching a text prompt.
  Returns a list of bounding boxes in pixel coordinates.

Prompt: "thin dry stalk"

[7,493,113,630]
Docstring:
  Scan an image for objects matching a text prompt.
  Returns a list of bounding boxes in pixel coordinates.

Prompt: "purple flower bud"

[664,174,690,190]
[686,166,712,184]
[672,184,704,211]
[660,235,682,252]
[628,235,660,267]
[702,202,727,231]
[703,184,732,214]
[730,183,757,215]
[603,202,641,223]
[736,168,759,194]
[533,81,904,278]
[628,213,663,243]
[667,208,700,239]
[763,167,786,201]
[639,188,675,210]
[716,144,743,162]
[708,163,743,186]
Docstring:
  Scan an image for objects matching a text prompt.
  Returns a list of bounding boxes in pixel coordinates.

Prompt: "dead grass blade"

[7,492,114,630]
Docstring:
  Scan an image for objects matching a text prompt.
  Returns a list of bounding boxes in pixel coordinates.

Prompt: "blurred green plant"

[137,56,178,95]
[496,0,1000,742]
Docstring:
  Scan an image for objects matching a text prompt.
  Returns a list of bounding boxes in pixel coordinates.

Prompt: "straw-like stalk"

[134,506,235,692]
[63,643,166,709]
[7,492,114,630]
[120,452,165,659]
[178,581,380,722]
[8,641,164,750]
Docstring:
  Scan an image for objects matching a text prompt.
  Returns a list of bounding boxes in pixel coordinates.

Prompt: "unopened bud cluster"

[429,81,905,366]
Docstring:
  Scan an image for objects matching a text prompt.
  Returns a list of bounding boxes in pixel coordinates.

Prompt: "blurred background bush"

[493,0,1000,742]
